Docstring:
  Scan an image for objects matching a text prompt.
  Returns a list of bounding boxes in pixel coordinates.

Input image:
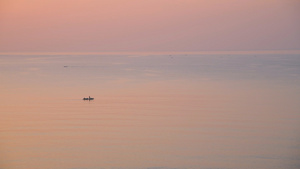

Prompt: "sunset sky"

[0,0,299,52]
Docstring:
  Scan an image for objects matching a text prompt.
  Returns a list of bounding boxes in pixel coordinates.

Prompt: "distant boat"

[83,96,94,100]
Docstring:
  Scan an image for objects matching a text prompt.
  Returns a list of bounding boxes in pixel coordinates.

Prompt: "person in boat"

[83,96,94,100]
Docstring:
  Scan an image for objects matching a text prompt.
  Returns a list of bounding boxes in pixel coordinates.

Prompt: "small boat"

[83,96,94,100]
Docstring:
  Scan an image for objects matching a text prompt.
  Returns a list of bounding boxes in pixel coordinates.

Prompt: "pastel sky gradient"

[0,0,299,52]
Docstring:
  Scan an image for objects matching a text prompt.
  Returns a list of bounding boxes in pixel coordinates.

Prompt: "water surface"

[1,52,300,169]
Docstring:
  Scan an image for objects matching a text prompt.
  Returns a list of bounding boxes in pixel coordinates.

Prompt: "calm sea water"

[0,52,300,169]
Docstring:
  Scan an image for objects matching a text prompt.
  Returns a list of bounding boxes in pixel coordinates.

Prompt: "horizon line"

[1,50,300,55]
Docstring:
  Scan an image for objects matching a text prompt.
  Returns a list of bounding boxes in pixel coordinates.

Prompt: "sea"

[0,51,300,169]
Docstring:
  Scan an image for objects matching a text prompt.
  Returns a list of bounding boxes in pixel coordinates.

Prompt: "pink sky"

[0,0,299,52]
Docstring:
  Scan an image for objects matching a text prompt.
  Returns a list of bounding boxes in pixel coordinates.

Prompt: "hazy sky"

[0,0,299,52]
